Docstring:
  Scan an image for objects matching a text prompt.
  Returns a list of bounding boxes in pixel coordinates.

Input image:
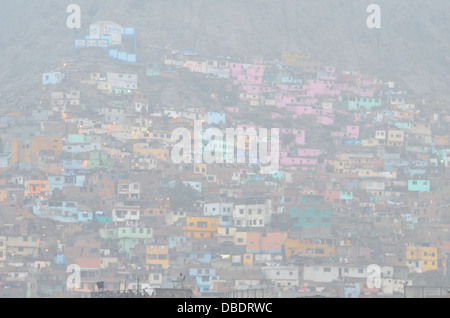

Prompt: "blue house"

[48,176,65,194]
[207,112,226,125]
[203,203,234,227]
[63,159,87,176]
[78,211,94,223]
[54,254,67,266]
[32,200,80,223]
[189,268,219,294]
[185,253,212,264]
[42,72,65,85]
[65,175,86,187]
[345,178,360,191]
[344,283,360,298]
[168,236,187,249]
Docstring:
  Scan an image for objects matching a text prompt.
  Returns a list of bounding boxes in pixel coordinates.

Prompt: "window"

[197,222,208,228]
[323,267,331,272]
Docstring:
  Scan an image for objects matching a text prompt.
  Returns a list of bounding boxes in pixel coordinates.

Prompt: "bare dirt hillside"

[1,0,449,110]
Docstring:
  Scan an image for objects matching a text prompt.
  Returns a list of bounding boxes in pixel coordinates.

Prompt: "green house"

[340,191,353,201]
[100,227,153,253]
[67,134,91,144]
[146,64,161,77]
[343,96,381,111]
[89,151,109,170]
[290,195,331,229]
[408,180,430,192]
[392,122,411,130]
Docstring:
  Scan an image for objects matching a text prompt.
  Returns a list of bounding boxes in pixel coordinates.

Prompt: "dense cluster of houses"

[0,25,450,297]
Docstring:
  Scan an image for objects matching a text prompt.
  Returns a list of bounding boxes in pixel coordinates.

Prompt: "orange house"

[246,232,284,254]
[24,180,50,197]
[72,257,101,293]
[435,135,450,147]
[243,253,254,266]
[30,136,63,162]
[285,238,336,261]
[359,282,380,295]
[97,177,115,200]
[133,144,169,162]
[396,111,414,121]
[12,136,63,164]
[183,217,219,239]
[146,244,169,269]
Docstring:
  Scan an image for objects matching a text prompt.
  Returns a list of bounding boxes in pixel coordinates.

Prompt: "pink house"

[346,126,360,139]
[303,79,341,98]
[316,116,334,125]
[331,126,360,139]
[287,106,314,115]
[331,131,346,138]
[237,124,257,130]
[275,94,300,108]
[297,149,321,157]
[252,57,264,65]
[226,107,239,113]
[280,157,317,167]
[240,85,262,94]
[317,66,337,81]
[276,84,302,92]
[320,190,341,203]
[271,112,284,119]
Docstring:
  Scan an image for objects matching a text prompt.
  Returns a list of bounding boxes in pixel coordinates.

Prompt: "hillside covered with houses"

[0,12,450,298]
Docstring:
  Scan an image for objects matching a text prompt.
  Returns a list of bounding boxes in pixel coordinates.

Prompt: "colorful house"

[183,217,219,239]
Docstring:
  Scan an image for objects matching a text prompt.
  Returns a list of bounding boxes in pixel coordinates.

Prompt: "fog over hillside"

[1,0,450,109]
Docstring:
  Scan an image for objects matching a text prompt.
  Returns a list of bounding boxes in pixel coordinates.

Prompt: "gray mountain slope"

[1,0,449,110]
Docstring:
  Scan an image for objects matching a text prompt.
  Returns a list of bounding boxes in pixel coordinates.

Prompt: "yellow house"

[194,163,207,176]
[0,236,6,263]
[327,160,350,173]
[387,129,405,147]
[234,232,247,246]
[146,244,169,269]
[0,189,8,202]
[183,217,219,239]
[285,238,336,261]
[407,246,438,272]
[96,81,112,94]
[281,51,309,66]
[355,169,378,178]
[5,235,40,258]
